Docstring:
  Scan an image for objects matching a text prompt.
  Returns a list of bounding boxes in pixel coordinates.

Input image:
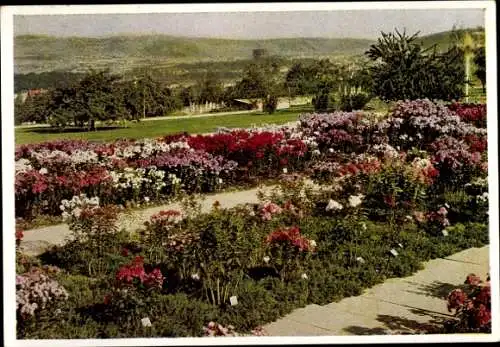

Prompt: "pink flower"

[465,273,482,286]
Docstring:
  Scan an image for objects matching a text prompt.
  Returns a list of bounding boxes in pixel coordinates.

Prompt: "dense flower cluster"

[408,158,439,185]
[203,322,238,337]
[446,274,491,331]
[380,99,486,150]
[16,268,69,319]
[115,256,164,289]
[429,136,484,184]
[260,202,283,221]
[448,102,487,128]
[60,194,100,222]
[187,129,308,175]
[266,226,316,252]
[299,111,377,153]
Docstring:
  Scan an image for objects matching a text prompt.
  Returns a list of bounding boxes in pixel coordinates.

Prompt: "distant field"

[15,108,311,145]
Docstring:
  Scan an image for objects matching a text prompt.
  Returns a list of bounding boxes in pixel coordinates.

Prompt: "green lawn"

[15,108,309,145]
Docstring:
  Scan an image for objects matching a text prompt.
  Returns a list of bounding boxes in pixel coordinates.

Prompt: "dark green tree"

[233,57,284,114]
[366,29,465,101]
[14,92,52,125]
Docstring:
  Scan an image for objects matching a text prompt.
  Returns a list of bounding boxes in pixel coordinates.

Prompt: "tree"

[366,29,465,102]
[15,91,52,125]
[474,46,486,93]
[121,74,182,119]
[233,57,284,113]
[198,72,225,104]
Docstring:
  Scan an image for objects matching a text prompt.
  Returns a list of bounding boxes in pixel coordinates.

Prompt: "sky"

[13,9,485,39]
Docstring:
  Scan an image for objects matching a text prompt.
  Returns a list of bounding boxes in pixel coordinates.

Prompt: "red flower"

[447,289,467,312]
[266,226,313,252]
[383,195,396,208]
[103,294,112,305]
[475,285,491,307]
[144,268,164,288]
[15,228,24,242]
[475,304,491,327]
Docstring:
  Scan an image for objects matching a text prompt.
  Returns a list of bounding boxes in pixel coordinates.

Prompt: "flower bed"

[15,100,486,223]
[16,173,488,338]
[15,99,489,337]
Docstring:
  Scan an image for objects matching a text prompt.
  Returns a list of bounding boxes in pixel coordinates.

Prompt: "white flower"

[328,148,334,153]
[348,194,364,208]
[361,223,367,231]
[312,149,321,156]
[144,196,150,202]
[282,168,288,174]
[309,240,317,248]
[141,317,152,327]
[301,273,308,280]
[326,199,343,211]
[73,207,82,218]
[38,168,48,175]
[218,178,223,184]
[191,273,200,281]
[263,256,270,264]
[356,257,365,264]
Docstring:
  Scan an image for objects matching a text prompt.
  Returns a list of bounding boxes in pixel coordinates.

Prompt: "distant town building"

[15,89,47,103]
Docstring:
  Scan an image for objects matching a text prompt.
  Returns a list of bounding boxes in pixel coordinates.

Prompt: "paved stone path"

[263,246,490,336]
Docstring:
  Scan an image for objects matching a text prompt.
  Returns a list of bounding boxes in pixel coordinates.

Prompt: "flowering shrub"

[445,274,491,333]
[448,102,487,128]
[299,111,377,154]
[423,206,451,235]
[430,136,484,186]
[60,194,100,222]
[381,99,486,150]
[139,210,197,262]
[266,226,316,252]
[115,256,164,290]
[260,202,283,221]
[265,226,316,281]
[16,268,69,320]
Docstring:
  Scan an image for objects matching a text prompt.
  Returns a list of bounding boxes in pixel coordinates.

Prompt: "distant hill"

[13,27,485,81]
[415,27,485,52]
[14,34,375,74]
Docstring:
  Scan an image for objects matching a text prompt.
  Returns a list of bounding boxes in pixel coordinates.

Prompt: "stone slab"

[444,246,490,266]
[323,296,448,335]
[264,317,334,336]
